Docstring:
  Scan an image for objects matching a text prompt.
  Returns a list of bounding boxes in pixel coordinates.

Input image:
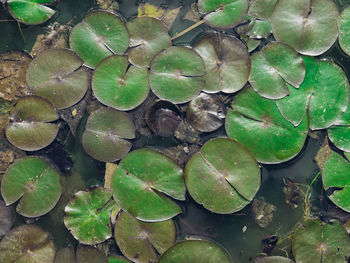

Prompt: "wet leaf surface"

[111,148,186,222]
[82,107,135,162]
[292,219,350,263]
[249,42,305,99]
[6,96,59,151]
[248,0,278,20]
[115,211,176,263]
[225,86,308,164]
[0,200,12,238]
[92,55,149,111]
[69,11,129,68]
[1,156,62,217]
[193,33,250,93]
[246,19,271,39]
[26,48,89,110]
[0,224,56,263]
[149,46,205,104]
[158,239,232,263]
[271,0,339,56]
[277,57,349,129]
[127,17,171,68]
[76,245,108,263]
[198,0,248,29]
[108,255,132,263]
[185,138,260,214]
[339,7,350,56]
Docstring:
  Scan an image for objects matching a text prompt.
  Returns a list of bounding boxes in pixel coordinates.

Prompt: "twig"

[171,20,205,40]
[17,21,25,43]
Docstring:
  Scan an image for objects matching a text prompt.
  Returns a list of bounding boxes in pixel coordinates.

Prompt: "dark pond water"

[1,0,350,262]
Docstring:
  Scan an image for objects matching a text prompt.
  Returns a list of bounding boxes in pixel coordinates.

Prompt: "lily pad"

[0,200,12,238]
[7,0,55,25]
[0,224,56,263]
[158,240,232,263]
[69,11,129,68]
[114,211,176,263]
[127,17,171,68]
[328,110,350,153]
[111,148,186,222]
[249,42,305,99]
[246,19,271,39]
[197,0,248,29]
[277,56,349,129]
[339,7,350,56]
[149,46,205,104]
[186,93,226,132]
[5,96,59,151]
[108,256,132,263]
[26,48,89,110]
[225,86,308,164]
[271,0,339,56]
[248,0,278,20]
[64,187,118,245]
[292,219,350,263]
[1,156,62,217]
[76,245,108,263]
[82,107,135,162]
[255,256,294,263]
[322,151,350,212]
[92,55,149,111]
[185,138,260,213]
[193,33,250,94]
[54,248,75,263]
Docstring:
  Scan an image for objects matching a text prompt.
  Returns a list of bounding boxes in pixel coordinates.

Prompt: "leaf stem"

[171,20,205,40]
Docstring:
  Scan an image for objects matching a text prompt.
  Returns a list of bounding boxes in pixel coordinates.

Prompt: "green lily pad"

[197,0,248,29]
[26,48,89,110]
[248,0,278,20]
[193,33,250,94]
[158,240,232,263]
[64,187,118,245]
[114,211,176,263]
[225,86,308,164]
[249,42,305,99]
[92,55,149,111]
[328,124,350,154]
[277,56,349,129]
[82,107,135,163]
[111,148,186,222]
[255,256,294,263]
[339,7,350,56]
[292,219,350,263]
[346,152,350,160]
[5,96,58,151]
[271,0,339,56]
[1,156,62,217]
[76,245,108,263]
[322,151,350,212]
[185,138,260,213]
[246,19,271,39]
[108,256,132,263]
[7,0,55,25]
[0,224,56,263]
[149,46,205,104]
[69,11,129,68]
[236,24,261,52]
[0,200,12,238]
[127,17,171,68]
[54,248,75,263]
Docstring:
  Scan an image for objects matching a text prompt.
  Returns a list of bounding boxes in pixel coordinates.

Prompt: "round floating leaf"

[323,151,350,212]
[246,19,271,39]
[70,11,129,68]
[346,152,350,160]
[0,224,56,263]
[225,86,308,164]
[127,17,171,68]
[149,46,205,104]
[92,55,149,111]
[108,256,132,263]
[271,0,339,56]
[64,187,118,245]
[1,156,62,217]
[6,96,58,151]
[292,219,350,263]
[186,93,226,132]
[0,200,12,238]
[158,240,232,263]
[82,107,135,162]
[248,0,278,20]
[255,256,294,263]
[328,126,350,154]
[339,7,350,56]
[193,33,250,93]
[111,148,186,222]
[54,248,75,263]
[249,42,305,99]
[7,0,55,25]
[115,211,176,263]
[197,0,248,29]
[277,57,349,129]
[185,138,260,213]
[76,245,108,263]
[26,48,89,110]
